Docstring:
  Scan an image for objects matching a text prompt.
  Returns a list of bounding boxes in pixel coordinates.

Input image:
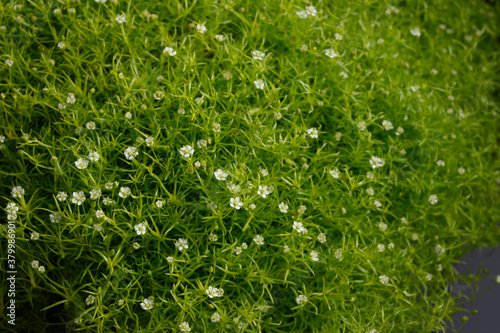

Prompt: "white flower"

[124,147,138,160]
[252,50,265,60]
[279,202,289,213]
[5,203,19,214]
[211,312,221,322]
[300,44,308,52]
[429,194,438,205]
[458,167,465,175]
[115,14,127,24]
[71,191,86,205]
[298,205,307,214]
[379,222,387,231]
[31,231,40,240]
[335,249,343,260]
[496,276,500,284]
[145,137,154,147]
[260,168,268,176]
[227,182,241,194]
[324,49,338,58]
[230,197,243,210]
[435,244,445,256]
[125,111,132,119]
[86,295,95,306]
[248,203,256,210]
[335,33,343,40]
[38,266,45,273]
[254,79,265,90]
[388,243,394,250]
[206,286,224,298]
[369,156,385,169]
[340,71,348,79]
[197,139,207,149]
[396,127,404,135]
[56,191,68,202]
[132,242,140,249]
[209,233,218,242]
[437,160,445,167]
[366,187,374,196]
[156,200,165,208]
[296,294,308,305]
[410,27,421,37]
[90,188,101,200]
[179,145,194,158]
[283,245,290,253]
[306,6,317,16]
[140,296,154,310]
[175,238,189,251]
[196,24,207,34]
[12,186,25,198]
[401,217,408,224]
[215,34,225,42]
[135,221,148,235]
[119,187,131,198]
[154,91,164,100]
[257,185,271,198]
[379,275,389,284]
[310,250,319,261]
[179,322,191,332]
[212,122,221,132]
[357,121,366,131]
[296,10,309,19]
[377,244,385,252]
[307,127,319,138]
[293,221,308,234]
[31,260,39,269]
[5,59,14,67]
[253,234,264,245]
[318,233,326,244]
[163,47,176,56]
[329,168,340,178]
[57,42,66,49]
[382,120,393,131]
[214,169,228,180]
[75,158,89,169]
[88,151,100,162]
[95,210,105,219]
[67,93,76,104]
[50,212,61,223]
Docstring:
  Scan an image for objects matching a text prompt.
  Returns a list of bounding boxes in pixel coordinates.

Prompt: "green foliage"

[1,0,499,332]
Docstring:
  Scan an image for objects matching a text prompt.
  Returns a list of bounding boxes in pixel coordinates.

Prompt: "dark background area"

[448,247,500,333]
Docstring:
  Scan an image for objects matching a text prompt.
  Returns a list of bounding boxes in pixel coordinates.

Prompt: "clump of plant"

[1,0,499,332]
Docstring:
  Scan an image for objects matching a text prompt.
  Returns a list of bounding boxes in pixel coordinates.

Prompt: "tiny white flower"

[86,295,95,306]
[12,186,25,198]
[175,238,189,251]
[179,322,191,332]
[369,156,385,169]
[496,276,500,284]
[318,233,326,244]
[335,249,343,260]
[379,275,389,284]
[388,243,394,250]
[396,127,404,135]
[209,233,218,242]
[119,187,131,198]
[358,121,366,131]
[296,294,308,305]
[57,42,66,49]
[296,10,309,19]
[163,47,176,56]
[307,127,318,138]
[257,185,270,198]
[75,158,89,169]
[212,122,221,132]
[140,296,154,310]
[382,120,393,131]
[56,191,68,202]
[279,202,289,213]
[156,200,165,208]
[124,147,138,160]
[377,244,385,252]
[379,222,387,231]
[31,260,39,269]
[254,79,265,90]
[31,231,40,240]
[85,121,96,130]
[366,187,374,196]
[334,33,343,40]
[260,169,268,176]
[429,194,438,205]
[95,210,105,219]
[135,221,148,235]
[125,111,132,119]
[401,217,408,224]
[145,137,154,147]
[283,245,290,253]
[458,167,465,175]
[211,312,221,322]
[90,188,101,200]
[248,203,256,210]
[253,234,264,245]
[435,244,445,256]
[215,34,225,42]
[5,59,14,67]
[293,221,308,234]
[309,251,319,261]
[179,145,194,158]
[230,197,244,210]
[324,49,338,58]
[67,93,76,104]
[133,242,140,249]
[252,50,265,60]
[340,71,348,79]
[298,205,307,214]
[88,151,100,162]
[196,24,207,34]
[306,6,317,16]
[71,191,86,205]
[154,91,164,100]
[115,14,127,24]
[38,266,45,273]
[410,27,421,37]
[329,168,340,178]
[437,160,445,167]
[50,212,61,223]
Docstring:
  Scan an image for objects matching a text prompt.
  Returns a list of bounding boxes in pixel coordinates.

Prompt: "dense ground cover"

[1,0,499,332]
